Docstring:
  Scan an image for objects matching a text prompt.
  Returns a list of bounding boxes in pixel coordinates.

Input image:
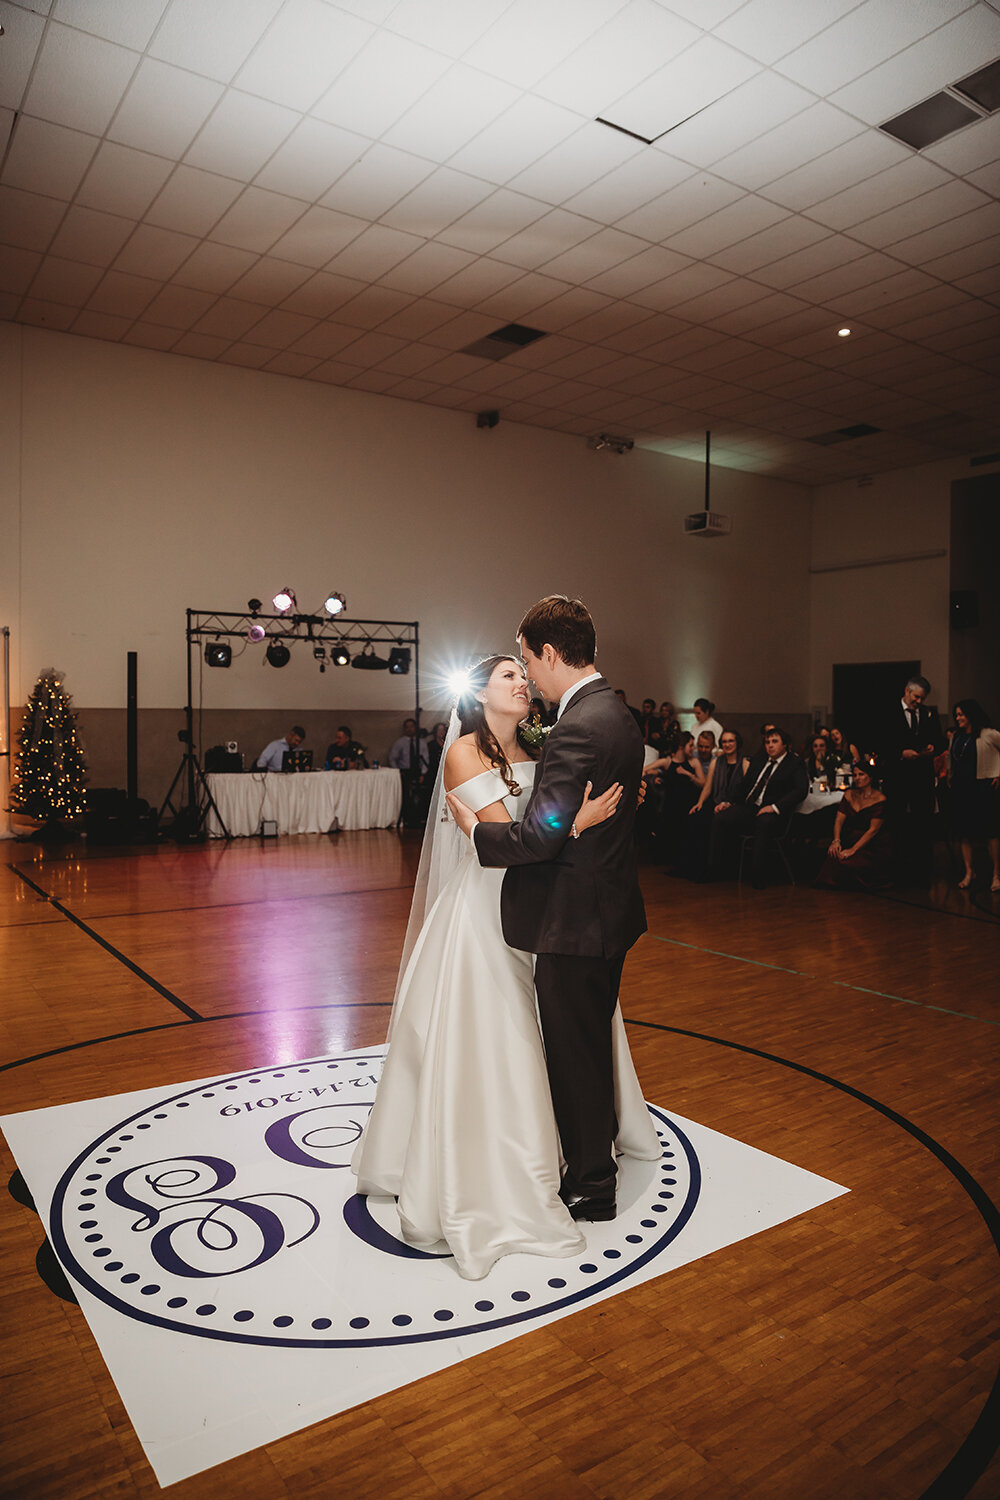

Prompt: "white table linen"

[796,788,844,817]
[205,769,402,837]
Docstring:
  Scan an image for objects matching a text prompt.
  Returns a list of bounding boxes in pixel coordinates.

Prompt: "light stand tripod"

[159,613,230,841]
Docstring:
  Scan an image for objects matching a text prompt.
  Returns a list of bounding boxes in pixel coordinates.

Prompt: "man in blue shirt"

[256,725,305,772]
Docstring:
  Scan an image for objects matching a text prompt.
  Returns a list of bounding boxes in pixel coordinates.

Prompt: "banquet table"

[796,788,845,817]
[205,768,402,837]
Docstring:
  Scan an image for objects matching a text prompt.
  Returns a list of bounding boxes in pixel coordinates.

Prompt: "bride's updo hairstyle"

[456,654,538,797]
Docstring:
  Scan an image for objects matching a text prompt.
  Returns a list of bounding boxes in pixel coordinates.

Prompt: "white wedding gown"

[352,761,660,1281]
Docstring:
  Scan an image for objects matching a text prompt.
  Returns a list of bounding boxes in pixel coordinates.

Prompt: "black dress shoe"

[567,1195,616,1222]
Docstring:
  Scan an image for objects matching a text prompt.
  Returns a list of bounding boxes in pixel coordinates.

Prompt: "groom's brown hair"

[517,595,595,668]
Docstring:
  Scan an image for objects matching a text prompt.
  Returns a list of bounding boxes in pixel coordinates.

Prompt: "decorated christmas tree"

[12,669,87,827]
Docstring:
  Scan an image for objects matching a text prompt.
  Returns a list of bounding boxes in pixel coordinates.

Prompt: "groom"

[447,595,646,1221]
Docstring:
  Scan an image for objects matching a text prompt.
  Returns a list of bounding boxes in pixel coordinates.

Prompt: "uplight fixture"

[325,591,346,615]
[273,587,296,613]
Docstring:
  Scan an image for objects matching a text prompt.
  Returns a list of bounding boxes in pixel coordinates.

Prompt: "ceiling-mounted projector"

[684,511,731,537]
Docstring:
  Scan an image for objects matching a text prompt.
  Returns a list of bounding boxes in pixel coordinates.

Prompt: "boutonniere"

[518,717,552,749]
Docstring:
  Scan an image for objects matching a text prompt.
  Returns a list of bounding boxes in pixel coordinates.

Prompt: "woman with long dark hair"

[949,698,1000,891]
[353,655,658,1279]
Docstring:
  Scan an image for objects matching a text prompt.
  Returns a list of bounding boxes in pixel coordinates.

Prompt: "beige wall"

[3,324,814,800]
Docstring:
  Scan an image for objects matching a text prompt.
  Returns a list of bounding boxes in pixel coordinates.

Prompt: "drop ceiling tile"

[149,0,284,83]
[924,109,1000,174]
[371,342,443,376]
[712,103,864,191]
[193,296,269,339]
[268,205,368,268]
[322,145,434,220]
[425,255,525,306]
[2,116,98,198]
[332,284,415,329]
[849,181,993,250]
[583,245,692,297]
[229,257,314,304]
[184,91,298,180]
[121,322,182,351]
[606,35,760,143]
[76,142,173,217]
[236,0,373,110]
[241,308,318,349]
[173,331,232,358]
[665,195,789,258]
[565,150,693,223]
[716,0,884,66]
[533,0,700,117]
[923,237,1000,283]
[17,297,79,330]
[752,234,868,291]
[312,30,451,137]
[888,202,1000,266]
[382,64,520,163]
[22,21,137,134]
[171,241,258,292]
[416,350,491,384]
[346,369,400,392]
[638,324,729,362]
[49,204,135,265]
[539,343,619,378]
[775,0,971,94]
[764,132,909,211]
[464,0,624,89]
[632,262,735,311]
[507,286,608,333]
[955,269,1000,305]
[542,227,652,283]
[71,308,132,339]
[600,312,692,353]
[264,351,321,376]
[209,188,308,254]
[87,269,160,317]
[0,109,14,159]
[375,298,460,338]
[307,355,364,382]
[698,288,804,334]
[830,6,1000,124]
[0,5,45,112]
[473,270,573,318]
[287,320,363,358]
[0,186,66,251]
[380,242,479,294]
[0,244,42,295]
[436,189,547,255]
[108,59,224,158]
[447,94,582,183]
[114,224,199,278]
[794,252,906,304]
[806,156,952,232]
[387,0,511,58]
[654,71,814,170]
[832,267,940,318]
[385,375,442,400]
[324,223,424,280]
[492,209,601,270]
[861,282,967,328]
[381,169,493,237]
[279,270,366,318]
[556,300,656,344]
[616,173,744,241]
[146,166,243,236]
[53,0,167,48]
[671,279,772,323]
[508,120,644,205]
[255,118,370,201]
[968,161,1000,194]
[143,283,217,328]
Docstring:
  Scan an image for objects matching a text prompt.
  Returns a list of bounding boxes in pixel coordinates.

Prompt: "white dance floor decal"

[2,1048,847,1487]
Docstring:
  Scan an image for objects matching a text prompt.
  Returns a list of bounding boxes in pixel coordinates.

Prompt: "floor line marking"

[648,932,1000,1029]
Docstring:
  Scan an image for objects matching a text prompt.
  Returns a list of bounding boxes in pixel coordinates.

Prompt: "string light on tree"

[13,668,87,828]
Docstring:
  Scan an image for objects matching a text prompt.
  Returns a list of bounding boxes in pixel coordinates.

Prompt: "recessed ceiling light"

[838,327,851,337]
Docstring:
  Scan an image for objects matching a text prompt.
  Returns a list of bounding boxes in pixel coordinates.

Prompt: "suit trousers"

[534,950,625,1199]
[710,804,783,885]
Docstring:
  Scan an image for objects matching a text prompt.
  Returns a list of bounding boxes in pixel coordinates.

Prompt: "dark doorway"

[832,661,921,752]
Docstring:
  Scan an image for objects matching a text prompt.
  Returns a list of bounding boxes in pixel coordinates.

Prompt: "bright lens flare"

[447,669,472,698]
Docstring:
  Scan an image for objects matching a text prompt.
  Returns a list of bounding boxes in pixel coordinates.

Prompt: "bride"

[353,654,659,1281]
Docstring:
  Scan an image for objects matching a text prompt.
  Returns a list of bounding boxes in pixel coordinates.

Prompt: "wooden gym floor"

[1,830,998,1500]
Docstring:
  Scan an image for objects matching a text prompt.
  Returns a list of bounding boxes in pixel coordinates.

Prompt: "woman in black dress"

[815,758,891,890]
[949,699,1000,891]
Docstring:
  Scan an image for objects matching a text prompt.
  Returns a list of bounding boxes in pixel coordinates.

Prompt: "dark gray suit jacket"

[474,677,646,958]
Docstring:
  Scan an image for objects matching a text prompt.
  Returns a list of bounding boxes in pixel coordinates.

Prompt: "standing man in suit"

[708,726,808,887]
[447,596,647,1222]
[880,674,944,885]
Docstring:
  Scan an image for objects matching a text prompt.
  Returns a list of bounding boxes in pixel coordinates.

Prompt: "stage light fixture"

[273,587,296,613]
[313,645,326,660]
[205,642,232,668]
[351,643,389,670]
[324,591,346,615]
[388,646,411,675]
[247,623,266,643]
[248,598,262,614]
[330,644,350,666]
[265,642,291,668]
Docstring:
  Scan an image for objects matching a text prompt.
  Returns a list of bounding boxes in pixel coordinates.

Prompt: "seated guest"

[326,724,366,770]
[803,732,834,787]
[638,697,660,742]
[644,732,704,868]
[694,729,717,778]
[828,725,859,771]
[709,727,808,888]
[949,699,1000,892]
[693,697,724,750]
[815,758,891,890]
[256,724,305,772]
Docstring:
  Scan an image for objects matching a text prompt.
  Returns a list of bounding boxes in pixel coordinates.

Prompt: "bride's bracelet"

[570,822,580,839]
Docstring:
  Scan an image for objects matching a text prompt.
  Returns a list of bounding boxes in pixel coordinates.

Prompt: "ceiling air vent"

[879,91,980,149]
[953,57,1000,113]
[807,423,882,447]
[461,323,548,362]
